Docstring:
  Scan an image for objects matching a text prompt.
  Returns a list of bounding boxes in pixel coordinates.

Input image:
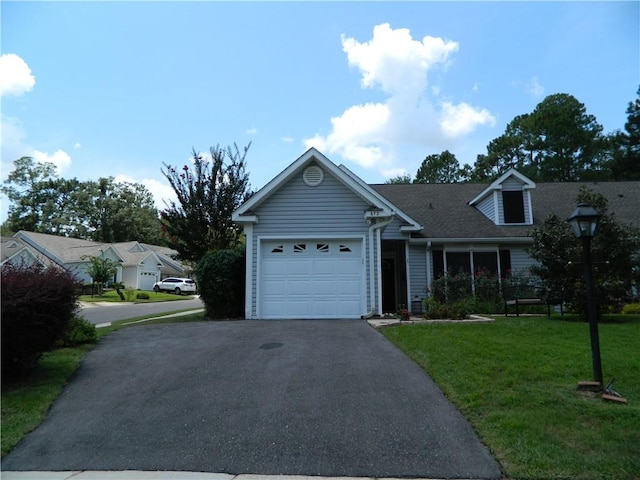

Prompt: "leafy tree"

[611,86,640,180]
[414,150,466,184]
[161,143,252,262]
[1,157,59,232]
[384,174,412,184]
[473,94,607,182]
[90,177,163,244]
[528,188,640,316]
[1,157,163,244]
[84,255,120,296]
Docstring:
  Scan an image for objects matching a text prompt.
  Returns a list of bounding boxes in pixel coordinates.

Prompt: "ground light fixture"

[567,203,627,403]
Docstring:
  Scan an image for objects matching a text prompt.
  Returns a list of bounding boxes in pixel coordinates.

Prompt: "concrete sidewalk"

[1,472,481,480]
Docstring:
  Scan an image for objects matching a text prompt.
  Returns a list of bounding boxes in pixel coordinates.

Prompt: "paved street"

[2,320,501,479]
[79,297,204,325]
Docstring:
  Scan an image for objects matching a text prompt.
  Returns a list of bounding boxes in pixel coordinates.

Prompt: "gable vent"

[303,165,324,187]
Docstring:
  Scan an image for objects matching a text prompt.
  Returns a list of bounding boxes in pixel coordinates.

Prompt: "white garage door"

[139,271,157,291]
[260,239,363,319]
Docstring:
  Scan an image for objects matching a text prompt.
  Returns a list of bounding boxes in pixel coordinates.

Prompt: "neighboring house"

[233,148,640,320]
[6,231,184,290]
[0,236,53,268]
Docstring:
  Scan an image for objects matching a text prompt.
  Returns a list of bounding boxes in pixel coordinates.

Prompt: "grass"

[1,311,206,458]
[382,315,640,480]
[79,289,196,303]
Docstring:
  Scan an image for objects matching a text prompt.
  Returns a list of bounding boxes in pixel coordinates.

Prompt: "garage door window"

[317,243,329,253]
[293,243,306,253]
[339,244,352,253]
[271,245,284,254]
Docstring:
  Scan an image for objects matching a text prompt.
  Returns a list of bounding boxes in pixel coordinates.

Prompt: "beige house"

[2,231,184,290]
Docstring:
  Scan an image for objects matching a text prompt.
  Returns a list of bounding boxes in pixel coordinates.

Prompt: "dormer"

[468,169,536,226]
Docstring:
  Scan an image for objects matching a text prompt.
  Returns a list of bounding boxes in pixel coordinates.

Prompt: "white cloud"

[32,149,72,175]
[74,142,82,150]
[341,23,458,97]
[114,174,177,212]
[526,76,545,98]
[281,136,294,144]
[0,54,36,97]
[246,127,258,135]
[440,102,496,138]
[304,24,495,175]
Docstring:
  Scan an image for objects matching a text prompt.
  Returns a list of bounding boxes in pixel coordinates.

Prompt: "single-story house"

[232,148,640,320]
[1,236,54,269]
[4,231,185,290]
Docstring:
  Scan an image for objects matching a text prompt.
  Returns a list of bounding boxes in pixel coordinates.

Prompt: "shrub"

[57,316,97,347]
[136,291,150,300]
[622,303,640,314]
[1,263,81,378]
[196,247,245,319]
[424,297,472,320]
[124,287,136,301]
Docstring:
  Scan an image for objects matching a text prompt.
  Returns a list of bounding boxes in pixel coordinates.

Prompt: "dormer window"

[502,190,525,224]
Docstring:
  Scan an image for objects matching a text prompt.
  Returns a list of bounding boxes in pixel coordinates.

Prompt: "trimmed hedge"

[195,247,245,319]
[1,263,81,378]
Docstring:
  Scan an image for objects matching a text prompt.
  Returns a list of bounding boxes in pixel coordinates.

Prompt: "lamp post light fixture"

[567,203,603,387]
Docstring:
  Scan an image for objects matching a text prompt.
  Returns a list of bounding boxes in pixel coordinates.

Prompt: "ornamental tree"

[161,143,252,262]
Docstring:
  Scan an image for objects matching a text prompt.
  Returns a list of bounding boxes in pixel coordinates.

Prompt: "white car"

[152,277,197,295]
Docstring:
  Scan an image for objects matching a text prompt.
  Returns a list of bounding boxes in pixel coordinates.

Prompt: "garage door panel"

[313,260,336,275]
[287,259,312,275]
[287,280,311,295]
[337,258,361,274]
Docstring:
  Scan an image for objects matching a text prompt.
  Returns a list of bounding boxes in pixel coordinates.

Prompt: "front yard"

[383,315,640,480]
[3,313,639,479]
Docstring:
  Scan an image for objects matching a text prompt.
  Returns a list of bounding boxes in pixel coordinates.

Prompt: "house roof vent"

[303,165,324,187]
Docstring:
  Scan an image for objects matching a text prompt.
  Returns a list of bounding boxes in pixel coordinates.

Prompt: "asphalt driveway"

[2,320,501,479]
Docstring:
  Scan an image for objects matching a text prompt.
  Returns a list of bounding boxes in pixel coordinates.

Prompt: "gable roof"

[372,181,640,241]
[0,236,52,267]
[468,168,537,206]
[13,231,183,273]
[233,147,421,230]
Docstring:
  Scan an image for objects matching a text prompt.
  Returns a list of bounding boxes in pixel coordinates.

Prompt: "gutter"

[408,236,534,245]
[362,215,394,319]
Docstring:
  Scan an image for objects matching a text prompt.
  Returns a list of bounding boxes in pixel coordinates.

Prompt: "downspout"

[362,215,394,319]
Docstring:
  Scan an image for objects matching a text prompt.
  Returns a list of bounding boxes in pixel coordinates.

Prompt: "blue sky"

[1,1,638,222]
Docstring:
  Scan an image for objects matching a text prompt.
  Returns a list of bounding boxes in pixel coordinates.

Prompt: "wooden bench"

[503,284,551,317]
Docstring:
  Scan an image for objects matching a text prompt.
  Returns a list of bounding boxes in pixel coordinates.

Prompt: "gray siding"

[502,177,523,191]
[408,243,427,308]
[381,217,409,240]
[477,195,495,222]
[255,175,369,235]
[510,245,536,273]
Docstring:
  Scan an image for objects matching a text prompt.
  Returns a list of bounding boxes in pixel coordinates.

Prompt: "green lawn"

[79,290,195,303]
[382,316,640,480]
